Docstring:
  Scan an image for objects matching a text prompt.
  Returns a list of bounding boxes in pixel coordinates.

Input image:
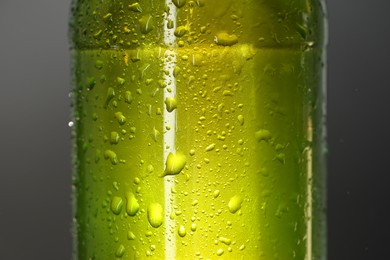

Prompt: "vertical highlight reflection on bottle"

[163,1,177,259]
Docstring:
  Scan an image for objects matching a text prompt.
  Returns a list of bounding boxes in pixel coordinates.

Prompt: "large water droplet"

[147,203,163,228]
[115,244,125,258]
[228,195,243,214]
[127,231,136,240]
[255,129,272,142]
[111,196,123,215]
[164,97,177,112]
[167,19,174,29]
[126,192,140,216]
[115,112,127,125]
[205,143,216,152]
[125,91,133,104]
[172,0,186,8]
[217,248,224,256]
[104,87,115,108]
[219,236,231,245]
[191,223,197,232]
[139,15,154,34]
[178,225,186,237]
[238,115,244,126]
[104,150,118,165]
[162,152,187,176]
[110,131,120,145]
[174,26,188,37]
[214,32,238,46]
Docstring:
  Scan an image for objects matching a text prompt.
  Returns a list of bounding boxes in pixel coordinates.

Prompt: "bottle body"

[71,1,327,259]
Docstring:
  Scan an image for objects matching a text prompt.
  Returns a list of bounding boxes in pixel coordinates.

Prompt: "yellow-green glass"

[70,0,327,259]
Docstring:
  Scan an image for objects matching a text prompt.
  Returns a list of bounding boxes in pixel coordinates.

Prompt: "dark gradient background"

[0,0,389,259]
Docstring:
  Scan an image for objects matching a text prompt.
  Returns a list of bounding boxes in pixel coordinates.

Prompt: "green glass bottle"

[70,0,327,259]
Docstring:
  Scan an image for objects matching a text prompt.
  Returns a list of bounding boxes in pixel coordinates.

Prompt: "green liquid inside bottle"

[71,0,326,259]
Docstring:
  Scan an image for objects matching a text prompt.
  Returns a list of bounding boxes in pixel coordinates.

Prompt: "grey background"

[0,0,389,259]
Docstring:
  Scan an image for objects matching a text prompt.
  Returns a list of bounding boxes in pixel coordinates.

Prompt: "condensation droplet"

[255,129,272,142]
[162,152,187,176]
[214,32,238,46]
[217,248,224,256]
[111,196,123,215]
[125,91,133,104]
[127,231,136,240]
[115,112,126,125]
[178,225,186,237]
[228,195,243,214]
[205,143,216,152]
[238,115,244,125]
[172,0,186,8]
[164,97,177,112]
[147,203,163,228]
[126,192,140,216]
[115,244,125,258]
[174,26,189,37]
[167,19,174,29]
[191,223,197,232]
[219,236,231,245]
[129,2,142,12]
[223,90,233,96]
[151,127,161,142]
[117,77,125,86]
[104,150,118,165]
[110,131,120,144]
[104,87,115,108]
[139,15,154,34]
